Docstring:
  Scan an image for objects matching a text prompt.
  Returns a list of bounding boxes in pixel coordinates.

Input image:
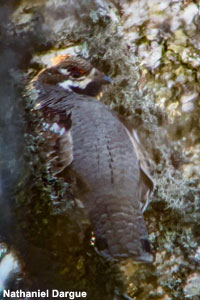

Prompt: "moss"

[10,0,200,299]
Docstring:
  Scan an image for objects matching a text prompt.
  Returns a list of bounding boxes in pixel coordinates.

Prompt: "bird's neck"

[33,81,71,109]
[33,81,93,111]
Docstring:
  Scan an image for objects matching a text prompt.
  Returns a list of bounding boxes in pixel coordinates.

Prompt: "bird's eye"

[68,66,84,78]
[70,71,81,78]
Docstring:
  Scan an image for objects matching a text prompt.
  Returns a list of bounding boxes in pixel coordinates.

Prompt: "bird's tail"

[88,195,153,263]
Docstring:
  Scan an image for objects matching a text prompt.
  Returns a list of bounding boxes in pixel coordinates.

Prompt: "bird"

[32,55,154,263]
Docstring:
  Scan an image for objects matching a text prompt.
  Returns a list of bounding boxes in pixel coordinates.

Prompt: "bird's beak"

[101,75,113,85]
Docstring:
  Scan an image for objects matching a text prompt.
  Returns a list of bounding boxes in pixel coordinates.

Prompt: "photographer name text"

[3,290,87,299]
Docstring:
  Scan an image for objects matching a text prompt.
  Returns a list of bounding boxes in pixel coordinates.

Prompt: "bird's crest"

[51,55,72,66]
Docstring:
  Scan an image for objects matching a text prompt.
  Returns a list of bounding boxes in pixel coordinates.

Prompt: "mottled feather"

[32,56,153,263]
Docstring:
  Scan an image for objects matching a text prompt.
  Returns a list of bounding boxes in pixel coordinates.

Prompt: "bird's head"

[33,55,112,98]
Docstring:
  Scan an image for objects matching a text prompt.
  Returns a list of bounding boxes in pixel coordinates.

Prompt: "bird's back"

[41,92,153,262]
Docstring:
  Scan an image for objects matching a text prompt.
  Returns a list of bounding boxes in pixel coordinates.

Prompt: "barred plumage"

[32,55,153,263]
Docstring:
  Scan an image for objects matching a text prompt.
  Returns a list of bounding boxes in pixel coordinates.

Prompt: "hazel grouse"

[32,55,153,263]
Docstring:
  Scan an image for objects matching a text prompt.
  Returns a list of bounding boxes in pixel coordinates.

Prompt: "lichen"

[7,0,200,299]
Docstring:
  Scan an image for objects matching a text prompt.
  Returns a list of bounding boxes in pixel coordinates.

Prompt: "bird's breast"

[69,100,140,198]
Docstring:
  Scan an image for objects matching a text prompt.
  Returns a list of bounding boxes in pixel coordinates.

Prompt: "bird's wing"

[39,108,73,175]
[118,115,154,212]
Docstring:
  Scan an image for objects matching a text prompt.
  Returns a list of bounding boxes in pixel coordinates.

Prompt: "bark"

[0,0,200,299]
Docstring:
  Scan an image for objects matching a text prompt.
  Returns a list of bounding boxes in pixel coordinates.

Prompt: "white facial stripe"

[58,80,74,91]
[76,77,92,88]
[89,67,98,77]
[58,77,92,91]
[59,68,70,75]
